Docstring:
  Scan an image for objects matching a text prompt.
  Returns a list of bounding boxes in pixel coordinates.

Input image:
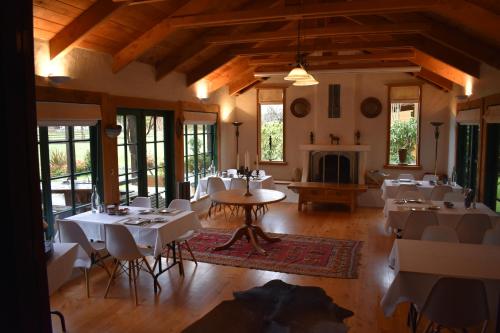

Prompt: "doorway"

[484,123,500,212]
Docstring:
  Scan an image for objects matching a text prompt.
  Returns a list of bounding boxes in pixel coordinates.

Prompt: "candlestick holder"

[239,167,255,196]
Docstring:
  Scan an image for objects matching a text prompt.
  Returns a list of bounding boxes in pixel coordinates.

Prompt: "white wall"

[234,72,453,180]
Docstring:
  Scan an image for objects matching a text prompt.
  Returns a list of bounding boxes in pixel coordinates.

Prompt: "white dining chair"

[398,173,415,180]
[130,196,151,208]
[422,174,438,182]
[456,213,492,244]
[227,169,238,177]
[482,228,500,246]
[430,185,453,201]
[443,191,464,202]
[402,210,439,240]
[395,184,419,199]
[207,177,227,218]
[57,220,111,297]
[421,225,459,243]
[162,199,199,266]
[103,224,160,306]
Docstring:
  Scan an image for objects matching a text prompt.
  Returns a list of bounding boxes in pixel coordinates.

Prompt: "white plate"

[124,218,150,225]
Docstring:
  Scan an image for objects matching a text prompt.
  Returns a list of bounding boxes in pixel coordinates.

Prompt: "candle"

[236,153,240,169]
[256,154,259,170]
[245,151,249,169]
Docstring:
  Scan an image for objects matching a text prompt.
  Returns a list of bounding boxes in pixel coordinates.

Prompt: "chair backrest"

[421,277,489,328]
[395,184,418,199]
[443,191,464,202]
[430,185,453,201]
[168,199,192,211]
[398,173,415,180]
[227,169,238,177]
[482,228,500,246]
[402,210,439,240]
[58,220,93,256]
[104,224,143,261]
[421,225,459,243]
[422,174,438,181]
[230,177,247,190]
[130,196,151,208]
[456,214,492,244]
[207,177,226,194]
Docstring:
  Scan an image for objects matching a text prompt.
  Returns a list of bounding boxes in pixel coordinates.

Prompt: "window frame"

[257,88,287,165]
[385,83,422,169]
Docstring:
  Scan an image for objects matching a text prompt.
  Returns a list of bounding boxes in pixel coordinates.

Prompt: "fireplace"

[311,152,356,183]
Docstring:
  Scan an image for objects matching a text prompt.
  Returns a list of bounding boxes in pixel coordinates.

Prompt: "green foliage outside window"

[389,117,418,164]
[260,104,284,162]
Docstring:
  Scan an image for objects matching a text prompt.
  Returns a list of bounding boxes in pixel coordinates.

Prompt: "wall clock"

[290,98,311,118]
[360,97,382,118]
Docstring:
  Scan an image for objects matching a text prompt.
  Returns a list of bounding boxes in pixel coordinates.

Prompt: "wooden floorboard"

[50,203,415,332]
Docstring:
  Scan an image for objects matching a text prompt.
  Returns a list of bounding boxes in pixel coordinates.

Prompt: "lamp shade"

[284,66,310,81]
[292,74,319,86]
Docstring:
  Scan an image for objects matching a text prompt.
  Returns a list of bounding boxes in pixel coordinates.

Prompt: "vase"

[398,148,407,164]
[91,185,101,213]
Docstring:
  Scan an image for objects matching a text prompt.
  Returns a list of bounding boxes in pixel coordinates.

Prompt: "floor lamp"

[431,122,444,176]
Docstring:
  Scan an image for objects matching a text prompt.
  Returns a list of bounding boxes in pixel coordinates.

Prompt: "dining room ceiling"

[33,0,500,95]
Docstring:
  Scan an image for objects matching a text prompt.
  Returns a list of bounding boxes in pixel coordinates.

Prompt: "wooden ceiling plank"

[206,23,427,45]
[228,69,261,96]
[155,38,208,81]
[168,0,439,29]
[49,0,124,59]
[206,58,253,93]
[254,60,416,73]
[414,67,453,91]
[410,49,468,87]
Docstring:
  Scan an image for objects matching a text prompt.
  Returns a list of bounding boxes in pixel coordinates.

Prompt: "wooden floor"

[51,203,410,333]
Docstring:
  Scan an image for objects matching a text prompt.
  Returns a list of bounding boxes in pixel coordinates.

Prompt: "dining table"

[64,205,201,291]
[193,175,275,200]
[381,239,500,332]
[210,189,286,255]
[380,179,462,201]
[384,199,499,233]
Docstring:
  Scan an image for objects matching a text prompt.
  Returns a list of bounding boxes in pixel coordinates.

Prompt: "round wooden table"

[210,189,286,255]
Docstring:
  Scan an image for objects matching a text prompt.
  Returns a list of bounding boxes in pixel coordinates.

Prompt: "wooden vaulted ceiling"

[34,0,500,95]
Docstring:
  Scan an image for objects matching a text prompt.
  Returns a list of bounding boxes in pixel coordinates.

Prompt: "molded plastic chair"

[402,210,439,240]
[57,220,111,297]
[430,185,453,201]
[395,184,418,199]
[421,225,459,243]
[398,173,415,180]
[456,213,492,244]
[482,228,500,246]
[166,199,198,265]
[442,191,464,202]
[103,224,160,305]
[416,277,489,333]
[229,177,246,190]
[207,177,227,218]
[422,174,438,182]
[227,169,238,177]
[130,196,151,208]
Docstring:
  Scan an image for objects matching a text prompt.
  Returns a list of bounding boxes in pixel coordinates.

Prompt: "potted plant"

[390,118,417,164]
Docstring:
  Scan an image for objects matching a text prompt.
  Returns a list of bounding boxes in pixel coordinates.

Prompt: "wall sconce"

[196,80,209,102]
[105,124,122,138]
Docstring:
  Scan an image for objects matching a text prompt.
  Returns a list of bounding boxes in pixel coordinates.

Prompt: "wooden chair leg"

[104,261,120,298]
[184,240,197,265]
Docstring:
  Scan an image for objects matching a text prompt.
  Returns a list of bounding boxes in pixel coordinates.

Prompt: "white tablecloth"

[47,243,78,295]
[193,175,275,200]
[64,206,201,257]
[381,239,500,332]
[381,179,462,201]
[384,199,499,233]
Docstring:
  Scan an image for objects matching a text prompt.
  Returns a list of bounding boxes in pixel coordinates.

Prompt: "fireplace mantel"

[299,144,371,184]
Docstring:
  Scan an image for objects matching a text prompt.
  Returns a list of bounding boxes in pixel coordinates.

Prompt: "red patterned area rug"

[181,228,362,278]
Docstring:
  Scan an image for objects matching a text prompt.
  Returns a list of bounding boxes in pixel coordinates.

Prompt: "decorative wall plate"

[290,98,311,118]
[360,97,382,118]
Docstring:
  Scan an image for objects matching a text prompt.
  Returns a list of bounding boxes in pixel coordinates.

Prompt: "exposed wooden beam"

[168,0,439,29]
[254,61,417,74]
[410,50,469,87]
[247,51,415,66]
[49,0,124,59]
[112,0,212,73]
[433,0,500,45]
[232,40,414,56]
[206,58,253,93]
[227,69,261,96]
[414,67,453,91]
[186,52,236,87]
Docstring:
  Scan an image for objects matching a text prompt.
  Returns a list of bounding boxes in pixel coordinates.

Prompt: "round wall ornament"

[360,97,382,118]
[290,98,311,118]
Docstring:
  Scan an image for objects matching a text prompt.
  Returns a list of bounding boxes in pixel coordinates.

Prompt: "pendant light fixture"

[284,20,319,86]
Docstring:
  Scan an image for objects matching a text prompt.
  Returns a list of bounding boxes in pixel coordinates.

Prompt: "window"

[184,123,217,198]
[38,125,100,236]
[117,109,174,208]
[386,85,421,167]
[257,88,286,163]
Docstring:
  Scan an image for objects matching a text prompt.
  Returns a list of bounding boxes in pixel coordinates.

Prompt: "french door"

[483,123,500,212]
[117,109,174,208]
[456,124,479,190]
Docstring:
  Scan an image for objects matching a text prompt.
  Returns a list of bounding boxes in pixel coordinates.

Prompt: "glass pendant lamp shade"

[284,65,309,81]
[292,74,319,86]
